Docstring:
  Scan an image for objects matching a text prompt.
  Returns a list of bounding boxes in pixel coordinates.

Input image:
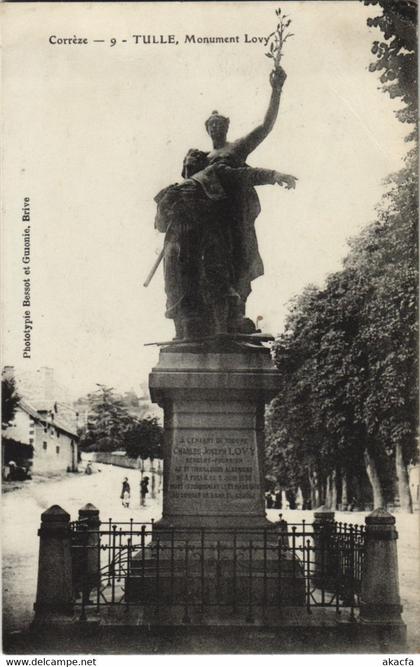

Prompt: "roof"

[52,418,78,439]
[18,400,78,439]
[19,399,46,423]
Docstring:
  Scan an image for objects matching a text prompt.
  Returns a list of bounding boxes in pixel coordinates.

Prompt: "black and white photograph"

[1,0,418,659]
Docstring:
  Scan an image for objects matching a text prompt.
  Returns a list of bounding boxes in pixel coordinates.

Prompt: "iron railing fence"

[70,519,365,623]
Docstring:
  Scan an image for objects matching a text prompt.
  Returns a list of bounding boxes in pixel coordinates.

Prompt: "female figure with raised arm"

[201,67,294,332]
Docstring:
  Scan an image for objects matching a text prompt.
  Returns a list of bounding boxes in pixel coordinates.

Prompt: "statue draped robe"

[154,163,278,335]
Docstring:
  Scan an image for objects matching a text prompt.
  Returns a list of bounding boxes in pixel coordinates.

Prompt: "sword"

[143,247,164,287]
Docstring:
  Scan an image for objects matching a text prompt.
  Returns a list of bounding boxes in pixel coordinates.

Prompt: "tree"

[266,4,418,511]
[79,385,137,452]
[123,417,163,461]
[364,0,417,138]
[2,376,20,429]
[267,147,418,511]
[362,0,418,507]
[269,272,378,510]
[345,149,418,510]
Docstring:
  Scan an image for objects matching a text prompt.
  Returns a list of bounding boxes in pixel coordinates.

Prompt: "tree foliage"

[265,1,417,509]
[79,385,137,452]
[364,0,417,137]
[345,150,418,469]
[267,148,418,508]
[124,417,163,461]
[2,376,20,429]
[78,385,163,461]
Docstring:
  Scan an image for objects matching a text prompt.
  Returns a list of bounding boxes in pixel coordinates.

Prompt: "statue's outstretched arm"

[219,164,297,189]
[235,68,287,158]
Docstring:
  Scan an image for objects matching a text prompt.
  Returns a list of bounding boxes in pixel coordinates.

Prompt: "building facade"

[3,400,78,475]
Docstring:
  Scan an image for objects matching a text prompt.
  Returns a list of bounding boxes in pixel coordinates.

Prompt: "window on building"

[56,446,60,455]
[43,442,47,450]
[57,432,60,438]
[29,438,34,445]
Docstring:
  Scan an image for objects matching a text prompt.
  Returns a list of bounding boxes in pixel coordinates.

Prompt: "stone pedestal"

[149,347,281,530]
[33,505,74,623]
[133,346,306,613]
[359,509,406,648]
[359,510,404,622]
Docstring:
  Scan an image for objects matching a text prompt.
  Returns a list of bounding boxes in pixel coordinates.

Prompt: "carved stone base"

[149,346,281,530]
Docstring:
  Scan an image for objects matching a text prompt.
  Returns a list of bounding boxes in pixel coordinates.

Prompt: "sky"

[2,1,409,399]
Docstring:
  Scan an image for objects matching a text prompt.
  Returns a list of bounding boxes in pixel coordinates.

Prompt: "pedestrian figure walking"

[121,477,131,508]
[140,476,149,506]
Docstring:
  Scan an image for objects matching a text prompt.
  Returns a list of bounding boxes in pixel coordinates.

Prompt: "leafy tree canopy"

[2,376,20,429]
[123,417,163,461]
[364,0,417,137]
[78,385,163,461]
[268,148,418,503]
[79,384,137,452]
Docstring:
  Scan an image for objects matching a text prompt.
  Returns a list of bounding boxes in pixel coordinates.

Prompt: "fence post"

[359,509,406,644]
[33,505,73,622]
[78,503,100,602]
[312,507,335,590]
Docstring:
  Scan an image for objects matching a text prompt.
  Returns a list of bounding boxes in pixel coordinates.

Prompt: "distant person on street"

[265,491,274,509]
[349,496,357,512]
[121,477,131,508]
[140,476,150,506]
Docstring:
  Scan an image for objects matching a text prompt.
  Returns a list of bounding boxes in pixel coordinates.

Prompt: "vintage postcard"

[1,0,418,660]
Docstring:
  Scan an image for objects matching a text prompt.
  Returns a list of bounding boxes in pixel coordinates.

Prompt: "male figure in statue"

[155,148,296,339]
[203,66,292,333]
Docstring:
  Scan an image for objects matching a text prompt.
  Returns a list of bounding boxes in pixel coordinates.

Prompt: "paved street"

[2,467,419,651]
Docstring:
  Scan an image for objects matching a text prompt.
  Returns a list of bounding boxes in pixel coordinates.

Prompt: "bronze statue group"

[152,66,297,340]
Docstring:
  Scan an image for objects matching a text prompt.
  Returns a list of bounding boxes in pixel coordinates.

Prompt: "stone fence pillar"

[33,505,73,622]
[359,509,406,644]
[312,507,336,590]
